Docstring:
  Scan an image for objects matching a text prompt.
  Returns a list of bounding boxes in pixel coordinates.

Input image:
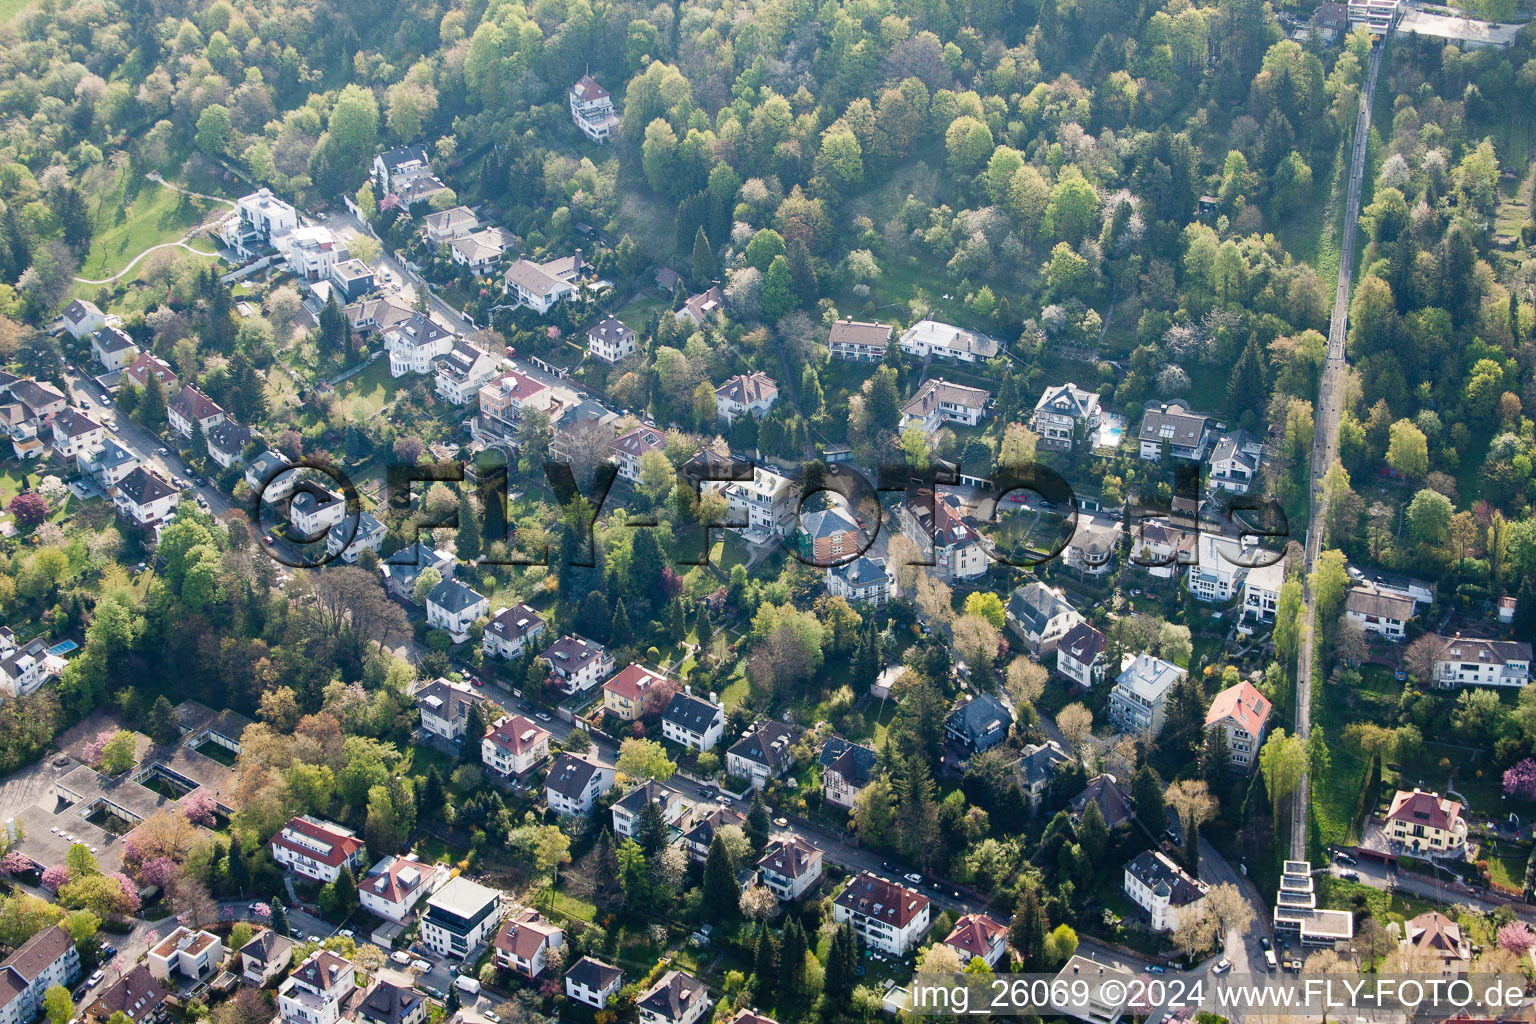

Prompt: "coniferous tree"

[224,839,249,895]
[779,919,807,998]
[1202,726,1230,789]
[579,591,611,643]
[694,604,713,648]
[786,237,817,307]
[633,798,669,857]
[461,702,487,764]
[610,599,634,647]
[669,600,687,645]
[1008,882,1048,970]
[591,829,623,915]
[746,795,771,850]
[691,227,716,285]
[1226,337,1267,418]
[145,695,180,745]
[752,924,777,998]
[1131,764,1166,828]
[826,922,857,1006]
[701,834,738,918]
[419,766,446,821]
[455,493,481,564]
[140,372,168,429]
[270,899,290,937]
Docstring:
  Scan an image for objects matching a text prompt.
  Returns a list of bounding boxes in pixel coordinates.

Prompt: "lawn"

[614,293,667,328]
[0,0,34,21]
[717,665,751,711]
[334,357,398,421]
[706,534,750,573]
[0,464,33,507]
[79,173,225,281]
[531,885,596,923]
[1482,840,1531,893]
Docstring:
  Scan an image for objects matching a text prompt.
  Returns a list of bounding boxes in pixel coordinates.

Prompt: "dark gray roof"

[614,779,678,815]
[206,419,251,454]
[1018,741,1070,787]
[819,737,877,787]
[377,145,429,171]
[565,956,623,990]
[359,980,423,1024]
[428,577,485,614]
[116,467,176,504]
[637,971,707,1021]
[1126,850,1206,907]
[945,694,1013,745]
[728,721,797,770]
[1007,583,1073,635]
[799,506,859,540]
[661,692,720,733]
[91,325,136,353]
[545,753,603,800]
[831,555,889,589]
[1138,400,1210,447]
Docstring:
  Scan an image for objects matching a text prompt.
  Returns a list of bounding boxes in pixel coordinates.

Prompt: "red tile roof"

[486,714,551,755]
[1204,680,1271,735]
[603,663,663,703]
[270,815,364,868]
[943,913,1007,960]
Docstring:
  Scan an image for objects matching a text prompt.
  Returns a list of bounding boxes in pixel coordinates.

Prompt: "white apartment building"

[660,692,724,751]
[503,253,586,314]
[826,555,892,606]
[1107,653,1185,738]
[420,877,502,960]
[91,325,138,372]
[587,316,637,364]
[611,780,684,842]
[614,425,664,482]
[1204,680,1271,773]
[569,75,621,142]
[1430,637,1532,689]
[278,226,350,283]
[358,856,442,923]
[289,487,346,539]
[756,837,823,901]
[897,490,988,583]
[268,815,365,883]
[896,320,998,362]
[1187,533,1253,604]
[482,603,546,661]
[833,872,931,955]
[544,753,615,816]
[1241,558,1287,623]
[1031,383,1101,451]
[219,189,299,259]
[415,678,485,744]
[898,379,990,433]
[1123,850,1208,932]
[1056,622,1107,688]
[425,578,489,644]
[540,634,613,694]
[278,951,355,1024]
[482,714,552,779]
[146,928,223,986]
[0,926,79,1024]
[113,467,179,528]
[386,316,456,378]
[435,342,501,405]
[724,465,798,539]
[827,318,892,361]
[714,372,778,423]
[564,958,624,1010]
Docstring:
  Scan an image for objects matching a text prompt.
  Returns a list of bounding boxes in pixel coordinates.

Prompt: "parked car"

[391,951,412,965]
[1340,869,1360,881]
[87,970,104,987]
[1214,959,1232,974]
[1259,936,1272,951]
[1145,965,1165,975]
[904,873,922,885]
[412,959,432,973]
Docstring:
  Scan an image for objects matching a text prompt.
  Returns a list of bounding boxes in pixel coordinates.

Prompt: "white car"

[904,872,922,885]
[1213,958,1232,974]
[391,951,412,965]
[412,959,432,973]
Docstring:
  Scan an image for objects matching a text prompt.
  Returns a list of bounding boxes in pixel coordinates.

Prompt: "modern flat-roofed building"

[420,876,502,960]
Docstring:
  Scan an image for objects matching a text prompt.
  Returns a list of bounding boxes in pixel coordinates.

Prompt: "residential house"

[714,372,778,423]
[123,352,178,393]
[78,438,141,491]
[660,692,723,751]
[724,465,799,539]
[899,379,990,432]
[1031,383,1101,451]
[146,927,223,988]
[79,965,165,1024]
[1207,430,1264,494]
[1312,1,1350,40]
[0,637,57,698]
[449,228,517,274]
[373,145,431,194]
[389,175,452,209]
[482,714,552,780]
[62,299,108,339]
[205,420,252,469]
[819,738,877,810]
[942,914,1008,969]
[91,326,139,372]
[328,259,374,303]
[1062,515,1119,579]
[277,951,355,1024]
[167,385,225,439]
[113,467,179,528]
[587,316,637,364]
[1241,558,1288,623]
[896,489,987,582]
[611,780,684,843]
[1343,582,1415,640]
[276,226,349,283]
[1402,912,1471,974]
[426,578,489,644]
[493,907,564,980]
[503,252,587,314]
[614,425,665,483]
[422,207,480,245]
[797,506,863,563]
[637,972,710,1024]
[682,806,747,865]
[380,542,455,603]
[218,189,298,259]
[482,603,546,661]
[386,316,456,378]
[945,694,1013,753]
[1138,401,1211,461]
[1124,850,1209,932]
[1051,955,1135,1024]
[269,815,364,883]
[435,341,501,405]
[1108,653,1185,738]
[420,877,502,959]
[603,663,665,722]
[238,930,293,987]
[415,679,486,745]
[1006,582,1084,656]
[1429,636,1532,688]
[476,370,558,443]
[289,487,347,539]
[726,721,797,789]
[897,320,998,362]
[757,837,823,901]
[356,981,426,1024]
[544,753,615,817]
[827,318,892,361]
[1204,680,1271,773]
[564,958,624,1010]
[1056,623,1107,688]
[569,75,621,142]
[833,872,931,955]
[246,450,296,503]
[1187,533,1258,604]
[50,408,105,459]
[0,926,80,1024]
[539,634,613,695]
[344,297,415,336]
[1386,789,1467,855]
[1018,740,1071,804]
[1070,774,1136,829]
[325,511,387,564]
[826,555,892,606]
[676,287,724,325]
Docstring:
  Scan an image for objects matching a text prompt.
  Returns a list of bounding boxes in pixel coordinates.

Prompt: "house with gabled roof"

[570,75,621,142]
[943,913,1009,968]
[1006,582,1083,656]
[899,378,990,432]
[1070,774,1135,829]
[613,424,665,482]
[278,950,354,1024]
[435,340,501,405]
[238,929,293,987]
[564,957,624,1009]
[896,489,986,582]
[1429,635,1532,689]
[205,420,252,469]
[167,384,225,439]
[638,972,710,1024]
[833,872,930,955]
[494,907,565,979]
[91,325,139,372]
[63,299,108,339]
[123,351,178,393]
[727,721,798,789]
[114,467,179,528]
[1204,680,1270,773]
[1138,400,1211,461]
[611,780,684,842]
[603,663,666,722]
[676,287,724,325]
[449,228,517,273]
[50,408,105,459]
[0,925,80,1024]
[482,714,552,779]
[79,964,164,1024]
[945,694,1013,753]
[1401,912,1471,974]
[714,372,778,423]
[819,737,877,809]
[422,206,479,245]
[415,678,486,745]
[661,691,724,751]
[482,603,546,661]
[373,145,431,195]
[503,252,587,314]
[1386,788,1467,855]
[325,510,387,564]
[757,836,823,901]
[269,815,364,883]
[544,753,615,817]
[828,318,892,361]
[425,578,488,644]
[1208,430,1264,494]
[380,541,455,602]
[897,320,998,362]
[1032,383,1101,451]
[1056,622,1107,688]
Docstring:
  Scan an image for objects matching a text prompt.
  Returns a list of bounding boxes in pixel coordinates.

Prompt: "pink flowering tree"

[81,729,117,767]
[1503,758,1536,801]
[1498,922,1536,956]
[40,865,69,891]
[110,873,142,914]
[0,851,32,876]
[181,791,217,827]
[136,856,179,889]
